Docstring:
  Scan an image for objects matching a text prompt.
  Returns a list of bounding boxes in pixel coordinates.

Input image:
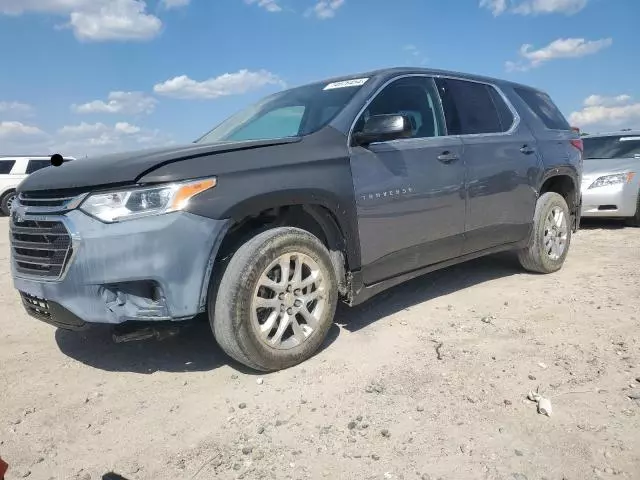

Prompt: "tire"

[624,191,640,227]
[518,192,572,274]
[1,190,16,216]
[210,227,338,372]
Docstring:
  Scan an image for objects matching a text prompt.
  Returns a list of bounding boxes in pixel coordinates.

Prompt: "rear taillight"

[570,138,583,153]
[570,126,583,153]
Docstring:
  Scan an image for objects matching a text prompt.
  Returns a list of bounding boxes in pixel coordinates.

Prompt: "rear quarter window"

[514,87,570,130]
[26,159,51,174]
[0,160,16,174]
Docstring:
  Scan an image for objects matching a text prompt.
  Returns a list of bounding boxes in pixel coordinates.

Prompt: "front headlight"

[588,172,635,189]
[80,178,216,223]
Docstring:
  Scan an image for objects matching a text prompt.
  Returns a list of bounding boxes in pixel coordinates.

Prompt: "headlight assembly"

[588,172,635,189]
[80,178,216,223]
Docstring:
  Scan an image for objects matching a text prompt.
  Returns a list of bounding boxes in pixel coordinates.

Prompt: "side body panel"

[350,136,466,284]
[142,128,362,270]
[506,87,582,207]
[460,87,541,254]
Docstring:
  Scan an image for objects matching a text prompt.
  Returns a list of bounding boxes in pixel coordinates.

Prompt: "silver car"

[581,132,640,226]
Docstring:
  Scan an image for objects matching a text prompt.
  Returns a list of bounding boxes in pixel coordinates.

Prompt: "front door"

[349,76,466,285]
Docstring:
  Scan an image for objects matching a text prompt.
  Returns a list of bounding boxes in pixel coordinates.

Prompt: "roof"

[583,130,640,138]
[304,66,540,92]
[0,155,76,159]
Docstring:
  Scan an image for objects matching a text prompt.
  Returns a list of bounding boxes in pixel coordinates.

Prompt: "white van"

[0,156,76,215]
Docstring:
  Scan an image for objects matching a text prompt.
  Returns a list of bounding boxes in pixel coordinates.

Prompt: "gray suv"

[10,67,582,371]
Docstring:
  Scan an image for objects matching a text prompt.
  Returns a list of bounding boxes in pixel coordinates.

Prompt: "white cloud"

[403,44,428,66]
[0,121,49,154]
[0,101,34,115]
[58,121,141,138]
[54,122,170,157]
[512,0,587,15]
[153,69,284,100]
[0,119,172,157]
[72,91,157,115]
[481,0,588,15]
[306,0,344,19]
[583,94,631,108]
[506,37,612,71]
[0,121,46,139]
[569,95,640,130]
[244,0,282,13]
[480,0,508,15]
[0,0,162,41]
[161,0,190,8]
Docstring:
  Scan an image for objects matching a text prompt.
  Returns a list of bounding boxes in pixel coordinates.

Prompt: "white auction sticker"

[323,78,369,90]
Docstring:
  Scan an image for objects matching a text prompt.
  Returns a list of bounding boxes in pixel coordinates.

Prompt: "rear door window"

[0,160,16,174]
[583,135,640,159]
[26,159,51,174]
[435,78,510,135]
[514,87,570,130]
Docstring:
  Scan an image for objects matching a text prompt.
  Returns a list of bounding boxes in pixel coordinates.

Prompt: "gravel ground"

[1,217,639,480]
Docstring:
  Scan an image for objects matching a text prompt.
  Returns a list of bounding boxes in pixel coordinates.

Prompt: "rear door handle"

[520,145,536,155]
[437,151,459,163]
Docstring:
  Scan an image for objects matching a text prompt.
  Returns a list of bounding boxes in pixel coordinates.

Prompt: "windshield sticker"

[323,78,369,90]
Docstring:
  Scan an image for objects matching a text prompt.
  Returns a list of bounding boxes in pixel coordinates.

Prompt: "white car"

[0,156,76,216]
[581,132,640,226]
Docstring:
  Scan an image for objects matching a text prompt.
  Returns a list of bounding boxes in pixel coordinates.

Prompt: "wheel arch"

[538,168,580,229]
[214,188,359,269]
[202,193,357,306]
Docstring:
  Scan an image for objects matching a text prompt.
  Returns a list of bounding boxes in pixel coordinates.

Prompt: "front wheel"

[624,191,640,227]
[518,192,572,274]
[1,191,16,216]
[210,227,338,372]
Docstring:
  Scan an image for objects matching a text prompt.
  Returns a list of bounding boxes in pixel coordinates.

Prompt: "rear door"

[435,77,541,254]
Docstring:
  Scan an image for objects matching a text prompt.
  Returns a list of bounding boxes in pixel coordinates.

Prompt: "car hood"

[582,157,639,176]
[18,138,301,193]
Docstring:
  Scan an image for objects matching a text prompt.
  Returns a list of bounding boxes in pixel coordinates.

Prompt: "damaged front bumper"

[11,209,229,329]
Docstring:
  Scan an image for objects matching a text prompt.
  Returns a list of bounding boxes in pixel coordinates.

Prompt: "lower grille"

[10,217,73,279]
[21,293,52,321]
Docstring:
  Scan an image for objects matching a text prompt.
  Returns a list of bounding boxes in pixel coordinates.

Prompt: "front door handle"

[520,145,536,155]
[437,151,459,163]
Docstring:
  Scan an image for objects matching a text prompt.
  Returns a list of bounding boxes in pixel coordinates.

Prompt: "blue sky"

[0,0,637,157]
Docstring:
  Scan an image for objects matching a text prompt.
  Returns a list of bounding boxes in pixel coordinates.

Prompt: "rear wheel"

[518,192,572,273]
[1,190,16,216]
[624,191,640,227]
[210,227,338,372]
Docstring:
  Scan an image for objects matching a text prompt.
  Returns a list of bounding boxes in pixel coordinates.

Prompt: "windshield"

[195,79,369,144]
[583,135,640,159]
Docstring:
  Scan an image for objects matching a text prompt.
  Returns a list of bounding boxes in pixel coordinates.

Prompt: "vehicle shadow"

[579,218,627,229]
[56,252,521,374]
[55,318,341,375]
[337,252,522,333]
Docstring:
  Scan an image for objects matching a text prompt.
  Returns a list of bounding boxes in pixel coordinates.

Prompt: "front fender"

[183,161,362,270]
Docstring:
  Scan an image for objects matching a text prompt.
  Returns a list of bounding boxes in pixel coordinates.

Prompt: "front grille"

[21,293,52,321]
[10,217,73,279]
[18,190,87,211]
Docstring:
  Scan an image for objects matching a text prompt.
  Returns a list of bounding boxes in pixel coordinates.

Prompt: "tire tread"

[210,227,337,372]
[518,192,571,274]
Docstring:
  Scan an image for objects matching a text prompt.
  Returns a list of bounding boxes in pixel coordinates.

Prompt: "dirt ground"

[1,217,639,480]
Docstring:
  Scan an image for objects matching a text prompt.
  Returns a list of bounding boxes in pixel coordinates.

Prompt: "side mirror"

[353,114,413,146]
